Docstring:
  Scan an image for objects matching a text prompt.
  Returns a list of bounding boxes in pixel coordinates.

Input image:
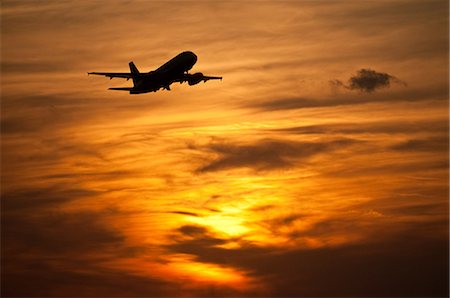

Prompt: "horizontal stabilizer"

[88,72,132,79]
[109,87,133,91]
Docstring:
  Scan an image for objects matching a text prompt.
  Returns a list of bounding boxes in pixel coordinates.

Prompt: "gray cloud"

[195,138,359,172]
[331,68,406,93]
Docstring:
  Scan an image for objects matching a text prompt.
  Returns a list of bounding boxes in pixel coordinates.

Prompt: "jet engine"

[188,72,204,85]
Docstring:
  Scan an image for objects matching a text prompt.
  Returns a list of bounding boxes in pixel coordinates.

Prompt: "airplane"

[88,51,222,94]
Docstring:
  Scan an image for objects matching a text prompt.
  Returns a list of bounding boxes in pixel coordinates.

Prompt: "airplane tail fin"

[129,62,140,86]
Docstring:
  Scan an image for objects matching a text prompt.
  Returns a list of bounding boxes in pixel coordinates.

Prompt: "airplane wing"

[108,87,133,91]
[87,72,132,80]
[201,75,222,81]
[174,73,222,84]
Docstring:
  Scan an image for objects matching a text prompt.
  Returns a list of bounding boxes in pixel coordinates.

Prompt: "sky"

[1,0,449,296]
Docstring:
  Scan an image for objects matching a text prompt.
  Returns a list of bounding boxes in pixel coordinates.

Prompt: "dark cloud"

[268,213,307,227]
[273,119,449,136]
[391,136,449,152]
[1,179,168,296]
[249,97,326,110]
[1,186,126,257]
[384,202,448,217]
[2,186,99,212]
[256,213,309,236]
[41,170,134,181]
[169,211,200,217]
[355,185,449,218]
[195,138,359,172]
[321,157,449,179]
[248,84,447,111]
[174,225,228,250]
[1,196,178,297]
[167,221,449,297]
[178,225,209,236]
[331,68,406,93]
[248,204,275,212]
[2,211,124,255]
[348,69,401,92]
[2,257,177,297]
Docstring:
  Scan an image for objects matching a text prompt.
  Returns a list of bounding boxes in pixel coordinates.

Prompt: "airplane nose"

[187,51,197,64]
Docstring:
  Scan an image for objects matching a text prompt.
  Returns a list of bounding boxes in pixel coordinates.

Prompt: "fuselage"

[134,51,197,93]
[156,51,197,73]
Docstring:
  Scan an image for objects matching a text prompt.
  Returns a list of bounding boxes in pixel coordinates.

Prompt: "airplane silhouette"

[88,51,222,94]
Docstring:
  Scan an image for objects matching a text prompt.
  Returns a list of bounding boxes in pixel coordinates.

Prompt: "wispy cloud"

[271,119,449,136]
[247,84,448,111]
[391,136,449,152]
[194,138,359,172]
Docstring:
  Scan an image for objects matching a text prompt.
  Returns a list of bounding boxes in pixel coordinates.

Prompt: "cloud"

[178,225,209,236]
[166,221,449,297]
[331,68,406,93]
[1,93,167,136]
[168,211,201,217]
[391,136,449,152]
[1,189,179,297]
[2,186,100,212]
[2,211,125,255]
[1,60,71,74]
[2,256,177,297]
[271,213,306,225]
[195,138,359,172]
[2,0,448,296]
[174,225,228,249]
[2,186,127,257]
[248,84,447,111]
[272,119,449,136]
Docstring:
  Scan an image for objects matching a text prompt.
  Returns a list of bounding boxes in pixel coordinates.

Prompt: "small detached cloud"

[331,69,406,93]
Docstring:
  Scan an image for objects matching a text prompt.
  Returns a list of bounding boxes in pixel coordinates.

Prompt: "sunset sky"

[1,1,449,296]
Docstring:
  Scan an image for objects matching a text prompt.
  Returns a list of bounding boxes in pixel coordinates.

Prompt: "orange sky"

[1,1,449,296]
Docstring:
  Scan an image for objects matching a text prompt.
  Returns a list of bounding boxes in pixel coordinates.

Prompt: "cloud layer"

[2,0,448,296]
[167,221,448,297]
